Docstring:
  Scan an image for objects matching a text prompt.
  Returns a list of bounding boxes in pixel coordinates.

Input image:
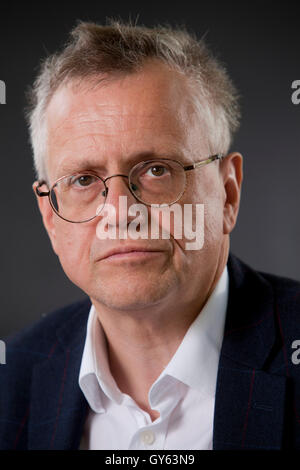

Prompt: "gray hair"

[26,20,241,181]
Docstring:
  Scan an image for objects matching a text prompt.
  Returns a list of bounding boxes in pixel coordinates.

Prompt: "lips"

[98,245,164,261]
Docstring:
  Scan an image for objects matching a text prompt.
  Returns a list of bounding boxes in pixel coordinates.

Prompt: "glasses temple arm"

[183,153,224,171]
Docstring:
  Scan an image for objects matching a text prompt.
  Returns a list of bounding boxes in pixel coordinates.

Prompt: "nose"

[103,174,134,202]
[101,174,141,228]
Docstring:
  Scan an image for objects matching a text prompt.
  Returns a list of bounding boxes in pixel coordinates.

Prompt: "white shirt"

[79,266,229,450]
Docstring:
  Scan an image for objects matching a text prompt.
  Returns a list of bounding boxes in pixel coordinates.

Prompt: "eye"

[70,174,97,187]
[145,165,168,177]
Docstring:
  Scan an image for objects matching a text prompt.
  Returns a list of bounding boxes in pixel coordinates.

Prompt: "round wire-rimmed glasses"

[35,153,224,223]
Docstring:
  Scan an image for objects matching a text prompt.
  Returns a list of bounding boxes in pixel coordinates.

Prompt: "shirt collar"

[79,304,122,413]
[79,266,229,412]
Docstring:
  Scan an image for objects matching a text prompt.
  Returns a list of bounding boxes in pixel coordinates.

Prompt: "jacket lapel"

[213,255,287,450]
[28,300,90,450]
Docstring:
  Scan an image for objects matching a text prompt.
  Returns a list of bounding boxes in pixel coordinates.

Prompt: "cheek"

[53,221,92,276]
[203,200,224,243]
[177,174,224,250]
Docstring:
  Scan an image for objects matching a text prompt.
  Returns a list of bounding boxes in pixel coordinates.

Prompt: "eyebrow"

[56,150,186,177]
[57,160,106,177]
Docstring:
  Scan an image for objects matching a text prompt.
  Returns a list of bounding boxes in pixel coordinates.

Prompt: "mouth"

[98,246,166,263]
[101,250,164,262]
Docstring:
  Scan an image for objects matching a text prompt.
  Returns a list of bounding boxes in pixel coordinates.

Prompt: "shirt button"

[140,430,155,445]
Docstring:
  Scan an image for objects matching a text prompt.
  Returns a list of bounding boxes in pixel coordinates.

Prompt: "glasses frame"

[35,153,225,223]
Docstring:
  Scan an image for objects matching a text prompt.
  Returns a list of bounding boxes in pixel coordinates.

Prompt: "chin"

[92,278,173,311]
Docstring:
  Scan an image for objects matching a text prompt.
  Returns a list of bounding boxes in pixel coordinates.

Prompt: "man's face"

[36,61,241,312]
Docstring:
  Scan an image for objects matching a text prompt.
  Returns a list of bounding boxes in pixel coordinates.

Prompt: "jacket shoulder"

[1,297,91,386]
[4,297,91,355]
[258,269,300,338]
[229,253,300,336]
[229,253,300,299]
[258,269,300,297]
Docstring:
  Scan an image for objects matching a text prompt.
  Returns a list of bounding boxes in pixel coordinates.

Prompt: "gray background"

[0,0,299,337]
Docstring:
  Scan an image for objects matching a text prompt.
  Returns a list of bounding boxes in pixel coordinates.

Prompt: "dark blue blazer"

[1,253,300,450]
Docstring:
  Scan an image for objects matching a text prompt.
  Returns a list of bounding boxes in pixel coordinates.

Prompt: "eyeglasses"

[35,153,224,223]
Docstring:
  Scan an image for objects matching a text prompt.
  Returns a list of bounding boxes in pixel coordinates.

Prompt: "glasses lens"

[129,160,186,205]
[50,174,107,222]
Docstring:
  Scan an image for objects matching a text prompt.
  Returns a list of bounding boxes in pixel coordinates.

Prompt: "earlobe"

[222,152,243,235]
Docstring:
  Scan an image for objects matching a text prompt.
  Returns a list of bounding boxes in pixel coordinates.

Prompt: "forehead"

[45,61,204,179]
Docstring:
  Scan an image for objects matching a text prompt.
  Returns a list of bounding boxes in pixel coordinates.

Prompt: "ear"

[221,152,243,235]
[32,181,59,255]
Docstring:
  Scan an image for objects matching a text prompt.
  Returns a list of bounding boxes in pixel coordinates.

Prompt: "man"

[1,20,300,450]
